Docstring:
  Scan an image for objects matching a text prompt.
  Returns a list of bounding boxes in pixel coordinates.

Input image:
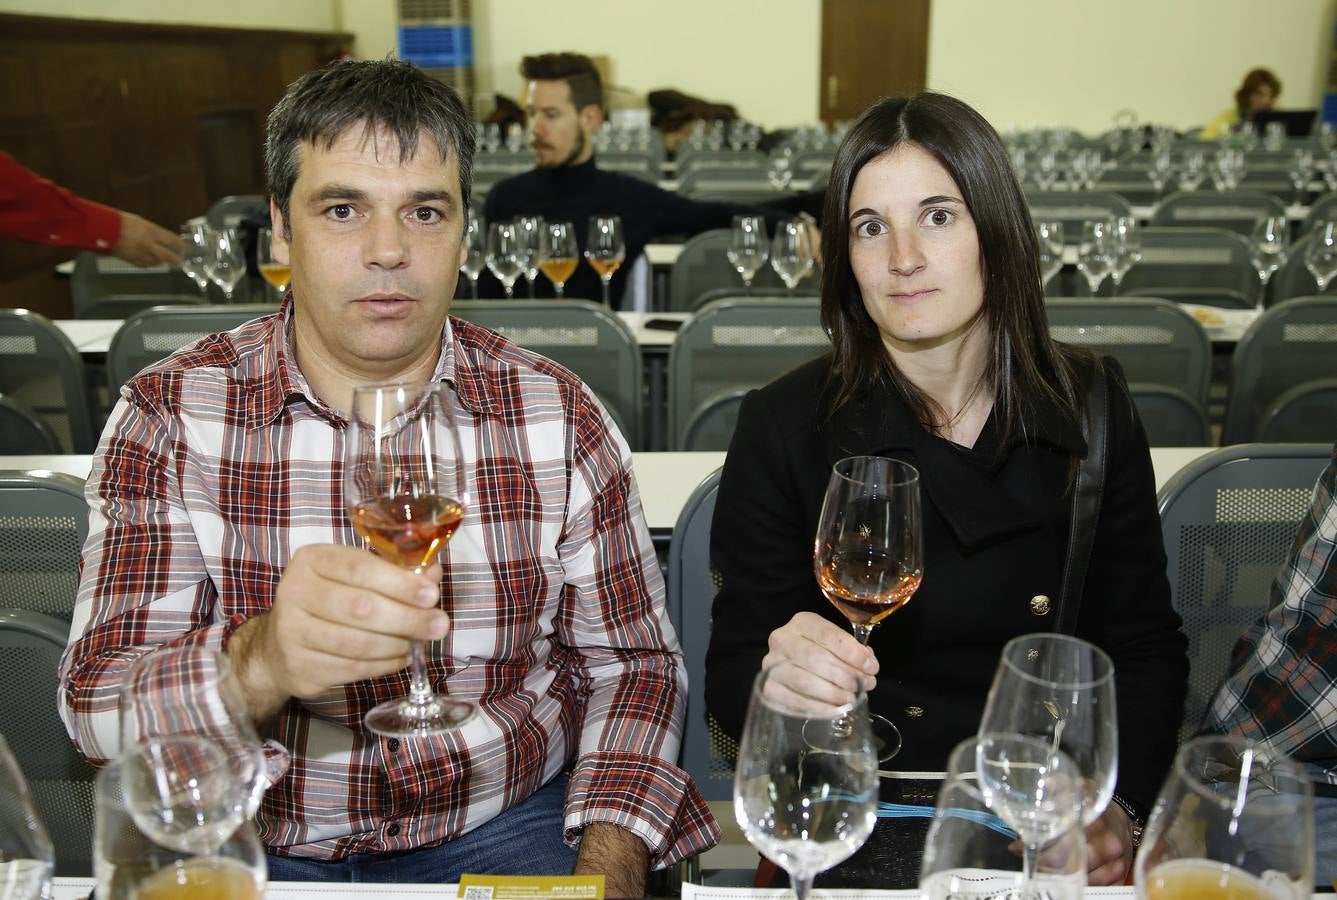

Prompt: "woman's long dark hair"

[819,92,1087,444]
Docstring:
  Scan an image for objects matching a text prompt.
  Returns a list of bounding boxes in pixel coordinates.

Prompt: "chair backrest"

[596,150,658,182]
[677,170,778,204]
[1268,232,1318,304]
[106,304,278,397]
[1150,190,1288,237]
[0,608,99,875]
[76,292,207,321]
[668,228,786,311]
[1127,383,1211,447]
[1305,191,1337,231]
[0,394,62,454]
[204,194,265,230]
[1255,378,1337,442]
[1025,191,1134,244]
[1223,296,1337,443]
[668,297,827,449]
[791,149,837,179]
[1117,227,1260,307]
[0,470,89,621]
[681,389,749,451]
[69,253,198,316]
[677,148,769,175]
[1157,443,1332,744]
[451,300,643,448]
[1045,298,1213,407]
[0,309,97,453]
[666,467,734,801]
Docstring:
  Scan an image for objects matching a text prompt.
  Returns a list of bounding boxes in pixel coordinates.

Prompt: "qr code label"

[462,887,494,900]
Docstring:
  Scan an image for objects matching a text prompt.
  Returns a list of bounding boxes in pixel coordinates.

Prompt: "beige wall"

[928,0,1334,133]
[0,0,339,31]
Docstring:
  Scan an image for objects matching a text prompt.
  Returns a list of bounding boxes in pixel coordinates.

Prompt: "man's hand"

[1086,802,1135,885]
[227,544,449,723]
[111,210,185,267]
[574,823,647,899]
[760,611,878,715]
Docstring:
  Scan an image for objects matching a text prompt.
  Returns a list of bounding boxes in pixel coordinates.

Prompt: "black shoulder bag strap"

[1056,359,1109,635]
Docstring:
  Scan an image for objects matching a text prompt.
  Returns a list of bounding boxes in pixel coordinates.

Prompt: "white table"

[0,449,1217,534]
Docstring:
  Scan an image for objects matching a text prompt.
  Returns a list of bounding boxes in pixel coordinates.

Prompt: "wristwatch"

[1109,792,1148,849]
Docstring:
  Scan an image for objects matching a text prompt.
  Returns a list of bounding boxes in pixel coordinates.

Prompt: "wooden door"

[820,0,931,123]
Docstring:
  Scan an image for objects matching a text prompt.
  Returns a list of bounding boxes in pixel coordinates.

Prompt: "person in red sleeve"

[0,151,184,266]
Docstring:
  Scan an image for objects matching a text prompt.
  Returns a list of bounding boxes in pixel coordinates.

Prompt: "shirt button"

[387,738,400,753]
[387,823,401,837]
[1030,594,1051,616]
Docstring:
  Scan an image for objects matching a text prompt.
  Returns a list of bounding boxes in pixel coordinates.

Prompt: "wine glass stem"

[504,282,514,299]
[470,277,479,300]
[851,623,874,646]
[527,276,536,299]
[1021,841,1041,897]
[407,638,433,705]
[555,282,565,298]
[601,277,611,306]
[792,875,814,900]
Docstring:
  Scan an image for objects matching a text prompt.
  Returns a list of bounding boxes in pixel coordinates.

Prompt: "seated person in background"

[704,92,1188,887]
[0,150,183,266]
[1201,442,1337,887]
[480,51,810,309]
[59,58,717,896]
[1200,68,1281,140]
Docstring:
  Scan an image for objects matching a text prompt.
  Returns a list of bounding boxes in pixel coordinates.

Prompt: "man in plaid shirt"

[59,59,718,894]
[1203,443,1337,884]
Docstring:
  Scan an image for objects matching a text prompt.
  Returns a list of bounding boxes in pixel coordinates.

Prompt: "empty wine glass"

[122,736,245,857]
[205,228,246,302]
[256,227,289,299]
[979,634,1118,827]
[1146,152,1173,196]
[1077,220,1116,295]
[514,215,545,298]
[1176,150,1207,192]
[460,213,486,300]
[0,735,53,900]
[728,215,769,293]
[814,456,922,761]
[584,215,625,306]
[771,219,815,294]
[975,733,1084,900]
[122,646,267,824]
[1035,220,1064,291]
[1134,736,1314,900]
[178,225,213,298]
[733,665,877,900]
[1304,221,1337,292]
[920,737,1086,900]
[1108,215,1142,293]
[1251,216,1290,296]
[1211,149,1245,191]
[97,757,265,900]
[1290,149,1315,205]
[486,222,524,299]
[345,381,473,736]
[539,221,578,298]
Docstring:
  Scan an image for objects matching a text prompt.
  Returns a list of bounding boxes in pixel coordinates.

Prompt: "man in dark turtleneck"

[479,52,805,309]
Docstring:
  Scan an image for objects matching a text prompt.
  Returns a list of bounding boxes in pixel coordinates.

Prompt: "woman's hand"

[1086,802,1135,885]
[759,611,877,714]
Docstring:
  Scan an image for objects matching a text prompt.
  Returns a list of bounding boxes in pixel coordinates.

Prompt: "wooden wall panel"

[0,14,350,317]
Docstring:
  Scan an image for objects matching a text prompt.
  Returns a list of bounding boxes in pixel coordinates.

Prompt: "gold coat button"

[904,706,924,718]
[1030,594,1051,616]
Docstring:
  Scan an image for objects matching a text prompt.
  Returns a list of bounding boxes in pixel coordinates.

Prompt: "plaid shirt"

[59,303,719,865]
[1204,443,1337,787]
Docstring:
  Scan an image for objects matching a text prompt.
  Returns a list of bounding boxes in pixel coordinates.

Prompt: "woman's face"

[847,142,986,357]
[1246,84,1277,113]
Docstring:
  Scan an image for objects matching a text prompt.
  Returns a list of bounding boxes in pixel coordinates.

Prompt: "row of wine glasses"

[178,223,291,303]
[463,214,624,304]
[728,215,818,294]
[1071,216,1141,295]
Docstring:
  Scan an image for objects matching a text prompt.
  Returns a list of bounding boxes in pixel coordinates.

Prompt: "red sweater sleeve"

[0,151,123,252]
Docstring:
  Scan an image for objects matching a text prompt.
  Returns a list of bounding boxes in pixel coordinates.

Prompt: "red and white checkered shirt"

[59,303,720,866]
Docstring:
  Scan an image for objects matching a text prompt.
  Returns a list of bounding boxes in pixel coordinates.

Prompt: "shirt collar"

[819,368,1087,548]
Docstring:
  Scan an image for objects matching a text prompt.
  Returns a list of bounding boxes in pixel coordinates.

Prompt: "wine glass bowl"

[770,218,815,293]
[540,221,578,298]
[728,215,769,293]
[1133,736,1314,900]
[733,666,877,900]
[256,227,289,298]
[814,455,922,761]
[1035,220,1064,289]
[178,225,214,298]
[204,228,246,302]
[1077,219,1116,295]
[460,213,486,300]
[1304,221,1337,292]
[486,222,524,299]
[344,382,474,736]
[122,737,244,857]
[584,215,625,306]
[978,633,1117,827]
[514,215,545,298]
[0,735,53,900]
[1250,215,1290,292]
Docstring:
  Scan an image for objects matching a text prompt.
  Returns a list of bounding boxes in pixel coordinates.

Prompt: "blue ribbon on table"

[877,802,1018,839]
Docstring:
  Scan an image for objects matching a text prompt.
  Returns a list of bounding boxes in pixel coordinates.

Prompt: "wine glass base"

[870,714,901,763]
[364,695,476,737]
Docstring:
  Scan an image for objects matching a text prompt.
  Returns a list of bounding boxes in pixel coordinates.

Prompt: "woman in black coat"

[704,93,1188,886]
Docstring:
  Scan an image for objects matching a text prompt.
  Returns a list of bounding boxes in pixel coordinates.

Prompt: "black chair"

[1256,378,1337,442]
[0,469,90,622]
[1129,384,1211,447]
[0,309,98,453]
[0,394,62,453]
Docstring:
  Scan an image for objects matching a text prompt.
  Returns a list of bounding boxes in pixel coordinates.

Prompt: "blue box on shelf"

[399,24,473,68]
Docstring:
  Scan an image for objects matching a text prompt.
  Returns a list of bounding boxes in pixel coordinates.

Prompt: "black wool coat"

[704,353,1188,813]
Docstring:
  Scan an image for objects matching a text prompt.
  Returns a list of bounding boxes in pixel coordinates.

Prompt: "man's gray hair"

[265,58,476,237]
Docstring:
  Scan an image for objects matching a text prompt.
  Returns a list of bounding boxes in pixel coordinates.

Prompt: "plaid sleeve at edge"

[563,751,721,869]
[1203,446,1337,768]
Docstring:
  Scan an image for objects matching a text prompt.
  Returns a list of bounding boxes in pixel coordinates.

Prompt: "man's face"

[524,79,596,168]
[271,124,467,389]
